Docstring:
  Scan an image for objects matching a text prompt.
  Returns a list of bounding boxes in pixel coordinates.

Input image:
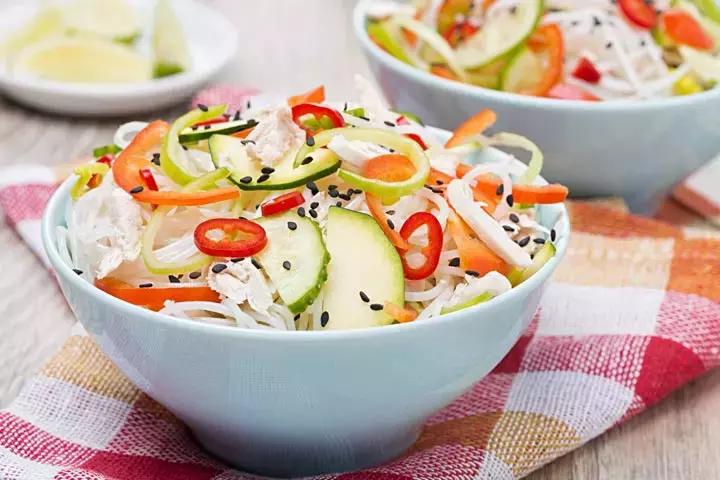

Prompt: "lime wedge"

[152,0,192,78]
[11,37,152,83]
[0,6,63,59]
[61,0,141,44]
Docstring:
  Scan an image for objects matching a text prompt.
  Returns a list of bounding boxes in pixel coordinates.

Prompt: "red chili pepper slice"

[260,191,306,217]
[571,57,602,84]
[398,212,443,280]
[403,133,428,150]
[96,155,114,166]
[291,103,345,135]
[396,115,410,126]
[194,218,267,258]
[618,0,657,29]
[140,168,159,191]
[193,117,228,128]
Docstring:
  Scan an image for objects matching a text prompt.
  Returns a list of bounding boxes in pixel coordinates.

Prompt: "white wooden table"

[0,1,719,478]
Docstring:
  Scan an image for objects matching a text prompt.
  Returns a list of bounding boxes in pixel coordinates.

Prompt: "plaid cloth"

[0,88,719,479]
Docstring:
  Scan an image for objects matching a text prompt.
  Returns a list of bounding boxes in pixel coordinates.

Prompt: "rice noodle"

[406,278,450,302]
[113,122,149,149]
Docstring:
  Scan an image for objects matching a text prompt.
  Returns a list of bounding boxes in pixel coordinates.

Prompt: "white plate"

[0,0,238,116]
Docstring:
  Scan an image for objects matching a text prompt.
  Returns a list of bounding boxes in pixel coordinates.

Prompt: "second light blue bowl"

[353,0,720,214]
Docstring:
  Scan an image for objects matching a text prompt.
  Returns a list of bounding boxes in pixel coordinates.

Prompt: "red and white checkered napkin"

[0,87,719,479]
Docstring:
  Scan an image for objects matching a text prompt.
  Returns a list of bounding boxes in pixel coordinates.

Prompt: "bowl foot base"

[192,423,422,478]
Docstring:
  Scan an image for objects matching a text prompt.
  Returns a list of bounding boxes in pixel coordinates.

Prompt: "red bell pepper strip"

[403,133,428,150]
[619,0,657,28]
[547,83,601,101]
[112,121,241,206]
[288,86,325,107]
[260,191,306,217]
[571,57,602,84]
[385,302,419,323]
[96,155,113,167]
[95,277,221,312]
[525,24,564,97]
[398,212,443,280]
[194,218,268,258]
[291,103,345,135]
[447,210,510,277]
[661,9,714,50]
[445,109,497,148]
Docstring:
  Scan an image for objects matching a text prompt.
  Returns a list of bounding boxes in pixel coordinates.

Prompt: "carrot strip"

[287,86,325,107]
[445,109,497,148]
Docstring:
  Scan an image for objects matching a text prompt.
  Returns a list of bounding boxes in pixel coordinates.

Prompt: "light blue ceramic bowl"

[42,130,569,477]
[353,0,720,214]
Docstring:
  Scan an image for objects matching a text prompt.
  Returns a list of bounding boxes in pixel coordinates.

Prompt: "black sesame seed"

[151,153,161,166]
[496,183,504,196]
[335,201,343,207]
[321,311,330,327]
[301,156,313,165]
[257,174,271,183]
[204,125,212,130]
[370,303,384,311]
[328,189,339,198]
[384,120,396,127]
[465,270,480,277]
[448,257,461,267]
[72,268,83,275]
[139,283,153,288]
[346,188,354,196]
[509,213,520,223]
[297,207,306,217]
[593,16,602,27]
[503,225,515,232]
[231,257,244,263]
[241,139,256,145]
[222,113,231,119]
[129,186,144,194]
[388,148,395,153]
[191,125,198,131]
[338,193,351,201]
[182,145,189,151]
[309,209,318,218]
[387,219,395,230]
[506,194,514,207]
[261,167,275,174]
[518,236,531,247]
[358,115,370,121]
[343,102,348,111]
[530,253,535,260]
[509,5,517,14]
[246,100,252,110]
[233,111,242,121]
[252,258,262,269]
[212,264,227,273]
[533,237,546,245]
[640,39,646,47]
[294,314,301,321]
[550,229,557,242]
[306,182,318,193]
[354,190,363,197]
[189,271,202,279]
[571,20,579,26]
[168,275,181,284]
[287,221,297,231]
[197,103,208,112]
[283,260,292,270]
[436,180,444,185]
[385,210,396,215]
[306,136,315,147]
[239,176,252,184]
[359,291,370,302]
[310,202,319,209]
[605,41,613,49]
[328,184,338,190]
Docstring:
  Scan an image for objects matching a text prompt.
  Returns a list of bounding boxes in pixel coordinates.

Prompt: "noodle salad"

[59,78,568,331]
[365,0,720,100]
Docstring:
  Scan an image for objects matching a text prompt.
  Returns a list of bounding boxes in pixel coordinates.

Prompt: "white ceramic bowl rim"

[0,0,238,99]
[42,128,569,341]
[353,0,720,111]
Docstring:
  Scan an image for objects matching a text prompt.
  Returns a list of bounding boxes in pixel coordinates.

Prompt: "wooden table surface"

[1,1,718,478]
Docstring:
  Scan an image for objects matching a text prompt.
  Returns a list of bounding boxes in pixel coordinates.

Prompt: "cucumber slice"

[500,46,543,93]
[208,134,341,191]
[507,241,556,286]
[441,292,492,314]
[322,207,404,330]
[456,0,543,69]
[179,119,257,145]
[153,0,191,78]
[255,212,329,314]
